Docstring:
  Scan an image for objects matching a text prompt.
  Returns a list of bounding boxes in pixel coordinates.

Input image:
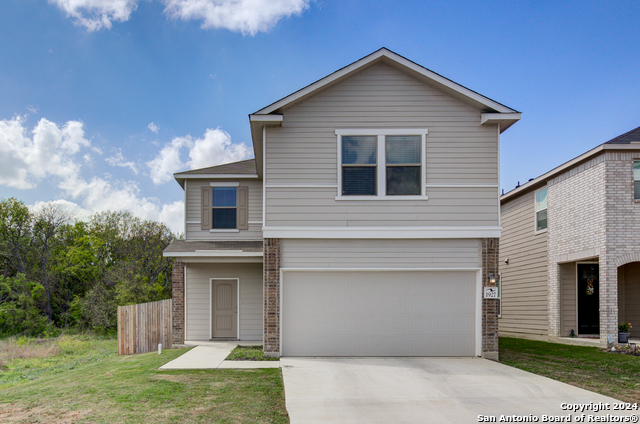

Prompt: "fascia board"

[481,113,522,133]
[173,174,259,179]
[163,251,263,257]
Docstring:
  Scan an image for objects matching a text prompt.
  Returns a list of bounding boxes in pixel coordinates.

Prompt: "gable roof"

[173,158,258,188]
[253,47,520,117]
[249,48,521,176]
[501,125,640,203]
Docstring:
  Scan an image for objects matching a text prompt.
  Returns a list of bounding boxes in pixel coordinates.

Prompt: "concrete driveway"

[281,357,630,424]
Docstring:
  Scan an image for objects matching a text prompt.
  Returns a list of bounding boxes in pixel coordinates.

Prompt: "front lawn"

[500,337,640,403]
[226,345,279,361]
[0,335,289,423]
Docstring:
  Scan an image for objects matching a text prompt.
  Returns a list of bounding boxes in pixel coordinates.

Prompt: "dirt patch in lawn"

[0,405,92,423]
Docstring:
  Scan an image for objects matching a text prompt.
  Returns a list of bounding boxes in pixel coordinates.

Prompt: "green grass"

[500,337,640,403]
[0,336,289,423]
[226,345,279,361]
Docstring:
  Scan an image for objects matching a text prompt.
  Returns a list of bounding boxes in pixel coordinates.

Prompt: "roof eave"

[249,114,283,177]
[481,113,522,133]
[173,173,259,189]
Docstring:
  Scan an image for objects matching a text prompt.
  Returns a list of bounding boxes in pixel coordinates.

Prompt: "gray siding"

[499,190,549,336]
[265,62,499,228]
[560,263,576,337]
[281,238,481,269]
[185,179,263,241]
[185,262,263,341]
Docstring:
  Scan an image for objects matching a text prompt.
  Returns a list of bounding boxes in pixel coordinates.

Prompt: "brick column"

[172,260,185,345]
[263,238,281,356]
[482,238,499,360]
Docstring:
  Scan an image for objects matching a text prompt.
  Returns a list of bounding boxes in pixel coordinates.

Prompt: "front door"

[211,279,237,338]
[577,263,599,335]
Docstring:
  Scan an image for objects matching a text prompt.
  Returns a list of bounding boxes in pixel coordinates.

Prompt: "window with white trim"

[212,187,237,229]
[200,185,248,230]
[535,187,547,231]
[337,129,427,198]
[634,160,640,200]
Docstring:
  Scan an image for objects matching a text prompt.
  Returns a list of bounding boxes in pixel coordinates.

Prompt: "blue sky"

[1,0,639,233]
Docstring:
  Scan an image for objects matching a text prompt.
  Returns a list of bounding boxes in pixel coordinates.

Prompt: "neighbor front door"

[211,279,237,339]
[577,263,599,335]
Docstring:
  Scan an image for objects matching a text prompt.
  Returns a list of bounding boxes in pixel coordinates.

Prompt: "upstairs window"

[342,136,377,195]
[212,187,237,229]
[535,187,547,231]
[337,129,427,199]
[634,161,640,200]
[200,185,248,231]
[386,135,421,196]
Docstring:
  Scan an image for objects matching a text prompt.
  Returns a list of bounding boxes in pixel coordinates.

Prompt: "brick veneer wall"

[172,261,185,345]
[263,238,280,354]
[547,156,607,339]
[482,238,499,355]
[604,152,640,337]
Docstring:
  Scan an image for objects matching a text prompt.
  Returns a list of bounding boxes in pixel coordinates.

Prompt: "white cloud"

[146,127,253,185]
[163,0,310,35]
[0,116,89,189]
[49,0,309,34]
[48,0,139,31]
[0,116,184,234]
[148,122,159,133]
[106,149,139,174]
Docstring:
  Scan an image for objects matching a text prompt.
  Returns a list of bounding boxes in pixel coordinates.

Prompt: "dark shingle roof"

[164,240,263,253]
[177,159,257,175]
[604,126,640,144]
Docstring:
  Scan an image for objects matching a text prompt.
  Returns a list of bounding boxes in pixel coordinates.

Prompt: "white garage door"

[282,270,478,357]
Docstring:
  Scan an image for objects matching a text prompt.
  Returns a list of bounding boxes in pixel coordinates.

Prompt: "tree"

[30,203,73,321]
[0,198,32,276]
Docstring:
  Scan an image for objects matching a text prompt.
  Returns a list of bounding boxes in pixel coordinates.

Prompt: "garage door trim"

[279,267,482,356]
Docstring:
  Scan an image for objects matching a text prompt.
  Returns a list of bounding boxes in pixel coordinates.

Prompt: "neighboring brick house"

[163,48,520,359]
[499,126,640,344]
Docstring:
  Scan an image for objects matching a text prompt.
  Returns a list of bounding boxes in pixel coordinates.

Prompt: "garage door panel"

[282,270,477,356]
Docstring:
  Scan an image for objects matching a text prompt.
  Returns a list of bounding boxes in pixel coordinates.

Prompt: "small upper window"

[634,161,640,200]
[212,187,237,229]
[535,188,547,231]
[342,136,377,196]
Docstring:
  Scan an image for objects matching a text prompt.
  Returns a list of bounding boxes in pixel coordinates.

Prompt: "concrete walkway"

[159,341,279,369]
[281,357,632,424]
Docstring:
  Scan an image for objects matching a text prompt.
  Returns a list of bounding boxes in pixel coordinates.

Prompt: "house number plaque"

[483,287,499,299]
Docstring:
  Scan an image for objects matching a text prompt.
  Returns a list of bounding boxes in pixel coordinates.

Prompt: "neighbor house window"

[634,161,640,200]
[342,136,377,195]
[535,187,547,231]
[337,129,427,198]
[212,187,237,229]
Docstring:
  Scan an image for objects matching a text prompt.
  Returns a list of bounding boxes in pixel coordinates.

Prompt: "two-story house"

[163,48,521,359]
[499,126,640,345]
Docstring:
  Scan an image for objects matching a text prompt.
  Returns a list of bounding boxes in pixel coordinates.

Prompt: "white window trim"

[534,187,548,234]
[335,129,428,200]
[634,159,640,202]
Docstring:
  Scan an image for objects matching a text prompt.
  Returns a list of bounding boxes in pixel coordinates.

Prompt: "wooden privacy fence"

[117,299,172,355]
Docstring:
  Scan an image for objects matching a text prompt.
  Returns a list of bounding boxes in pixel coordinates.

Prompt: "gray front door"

[212,279,237,338]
